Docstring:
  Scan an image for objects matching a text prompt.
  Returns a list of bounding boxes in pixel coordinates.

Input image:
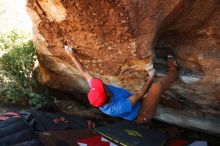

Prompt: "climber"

[64,46,178,123]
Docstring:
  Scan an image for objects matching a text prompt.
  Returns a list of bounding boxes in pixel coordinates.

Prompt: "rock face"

[26,0,220,117]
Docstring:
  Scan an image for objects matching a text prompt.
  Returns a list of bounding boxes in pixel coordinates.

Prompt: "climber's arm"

[129,69,156,106]
[64,46,93,82]
[137,69,156,96]
[70,54,93,82]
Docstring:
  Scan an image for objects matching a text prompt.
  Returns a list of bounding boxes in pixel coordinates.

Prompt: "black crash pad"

[95,121,167,146]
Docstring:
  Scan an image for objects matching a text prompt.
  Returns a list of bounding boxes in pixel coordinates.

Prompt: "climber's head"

[88,78,107,107]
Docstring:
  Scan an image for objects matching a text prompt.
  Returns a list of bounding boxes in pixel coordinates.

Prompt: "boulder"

[26,0,220,119]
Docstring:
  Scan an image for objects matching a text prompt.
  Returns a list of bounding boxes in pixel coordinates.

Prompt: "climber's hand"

[64,45,73,56]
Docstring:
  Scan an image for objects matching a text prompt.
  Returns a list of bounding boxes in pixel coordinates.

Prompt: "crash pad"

[9,139,44,146]
[166,139,191,146]
[77,135,117,146]
[39,128,99,146]
[165,139,208,146]
[0,115,44,146]
[188,141,208,146]
[95,121,167,146]
[21,111,87,132]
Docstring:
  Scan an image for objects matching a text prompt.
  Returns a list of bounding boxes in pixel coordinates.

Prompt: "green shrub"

[0,30,51,109]
[0,30,29,51]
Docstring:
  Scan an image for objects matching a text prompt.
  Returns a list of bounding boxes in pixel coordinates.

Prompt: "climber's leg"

[136,56,178,123]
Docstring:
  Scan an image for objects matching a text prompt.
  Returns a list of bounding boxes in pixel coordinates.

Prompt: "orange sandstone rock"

[26,0,220,116]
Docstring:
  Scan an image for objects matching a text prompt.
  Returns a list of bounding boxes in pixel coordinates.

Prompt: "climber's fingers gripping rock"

[64,45,74,56]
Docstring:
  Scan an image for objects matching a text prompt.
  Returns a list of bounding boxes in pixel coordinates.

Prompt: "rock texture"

[26,0,220,117]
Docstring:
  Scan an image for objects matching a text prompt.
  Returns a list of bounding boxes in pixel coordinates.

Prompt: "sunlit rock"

[26,0,220,119]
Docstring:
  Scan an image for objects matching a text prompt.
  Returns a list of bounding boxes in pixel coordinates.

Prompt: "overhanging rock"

[26,0,220,133]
